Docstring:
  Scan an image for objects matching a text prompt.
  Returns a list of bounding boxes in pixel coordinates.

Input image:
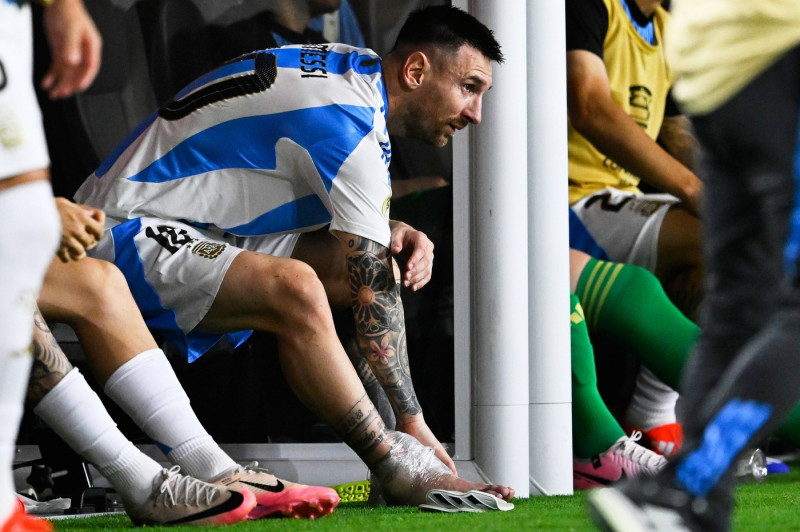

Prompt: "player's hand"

[41,0,102,99]
[55,197,104,262]
[389,220,434,291]
[397,414,458,475]
[684,179,703,218]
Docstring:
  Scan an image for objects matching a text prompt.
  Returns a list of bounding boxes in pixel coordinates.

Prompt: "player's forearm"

[575,100,702,212]
[658,115,701,173]
[344,238,423,420]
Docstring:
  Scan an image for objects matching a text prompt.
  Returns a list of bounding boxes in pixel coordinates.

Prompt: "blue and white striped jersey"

[75,43,393,249]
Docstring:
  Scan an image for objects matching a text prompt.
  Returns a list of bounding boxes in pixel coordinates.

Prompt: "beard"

[402,106,454,148]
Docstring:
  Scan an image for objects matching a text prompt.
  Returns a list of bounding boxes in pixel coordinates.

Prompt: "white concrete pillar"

[527,0,573,495]
[468,0,531,498]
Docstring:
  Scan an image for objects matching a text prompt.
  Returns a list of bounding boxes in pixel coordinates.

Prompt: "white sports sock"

[0,349,34,521]
[0,180,60,520]
[103,349,235,480]
[34,368,162,506]
[624,366,679,430]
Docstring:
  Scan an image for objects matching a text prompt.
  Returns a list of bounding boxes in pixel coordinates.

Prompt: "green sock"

[575,257,699,390]
[570,292,625,458]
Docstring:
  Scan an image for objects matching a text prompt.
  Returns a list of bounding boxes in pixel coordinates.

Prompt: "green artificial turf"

[46,464,800,531]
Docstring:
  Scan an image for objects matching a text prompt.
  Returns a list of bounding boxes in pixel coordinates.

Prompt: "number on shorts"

[583,192,633,212]
[145,225,195,254]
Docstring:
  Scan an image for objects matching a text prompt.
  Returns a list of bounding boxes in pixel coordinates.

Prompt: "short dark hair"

[392,5,504,64]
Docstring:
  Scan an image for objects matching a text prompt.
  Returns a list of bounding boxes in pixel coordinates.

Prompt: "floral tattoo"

[345,236,421,417]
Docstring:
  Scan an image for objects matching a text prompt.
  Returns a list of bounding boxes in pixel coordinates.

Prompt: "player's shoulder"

[269,44,385,112]
[271,43,382,79]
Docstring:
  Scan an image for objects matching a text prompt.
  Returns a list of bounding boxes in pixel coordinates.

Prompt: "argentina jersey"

[75,43,393,249]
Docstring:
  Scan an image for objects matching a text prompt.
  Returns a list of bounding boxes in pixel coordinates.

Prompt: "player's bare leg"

[37,257,157,382]
[332,393,514,505]
[655,206,703,320]
[202,251,515,505]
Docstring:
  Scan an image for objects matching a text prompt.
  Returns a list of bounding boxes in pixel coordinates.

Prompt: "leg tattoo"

[27,309,73,406]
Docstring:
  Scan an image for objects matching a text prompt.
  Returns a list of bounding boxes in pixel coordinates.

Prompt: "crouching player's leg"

[204,250,515,506]
[332,393,513,506]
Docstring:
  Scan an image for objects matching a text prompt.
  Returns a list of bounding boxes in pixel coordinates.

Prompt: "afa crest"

[192,241,227,259]
[381,195,391,220]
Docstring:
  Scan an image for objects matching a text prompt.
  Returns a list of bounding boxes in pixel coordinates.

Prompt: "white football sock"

[0,348,34,521]
[624,366,679,430]
[103,349,235,480]
[34,368,162,506]
[0,180,59,520]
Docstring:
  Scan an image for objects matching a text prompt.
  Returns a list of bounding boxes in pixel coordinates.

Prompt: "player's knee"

[274,260,330,320]
[627,262,663,290]
[75,260,128,311]
[660,208,702,261]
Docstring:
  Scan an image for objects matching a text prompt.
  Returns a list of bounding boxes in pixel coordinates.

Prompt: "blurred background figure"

[589,1,800,530]
[1,0,100,529]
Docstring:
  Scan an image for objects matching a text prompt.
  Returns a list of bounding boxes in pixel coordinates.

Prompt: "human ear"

[402,51,429,89]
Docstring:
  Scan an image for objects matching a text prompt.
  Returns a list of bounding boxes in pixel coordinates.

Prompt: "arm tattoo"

[27,309,74,406]
[659,115,701,172]
[344,236,422,418]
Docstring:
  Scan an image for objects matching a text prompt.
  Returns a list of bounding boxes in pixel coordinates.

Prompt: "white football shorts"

[0,2,50,180]
[571,188,678,272]
[91,217,299,361]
